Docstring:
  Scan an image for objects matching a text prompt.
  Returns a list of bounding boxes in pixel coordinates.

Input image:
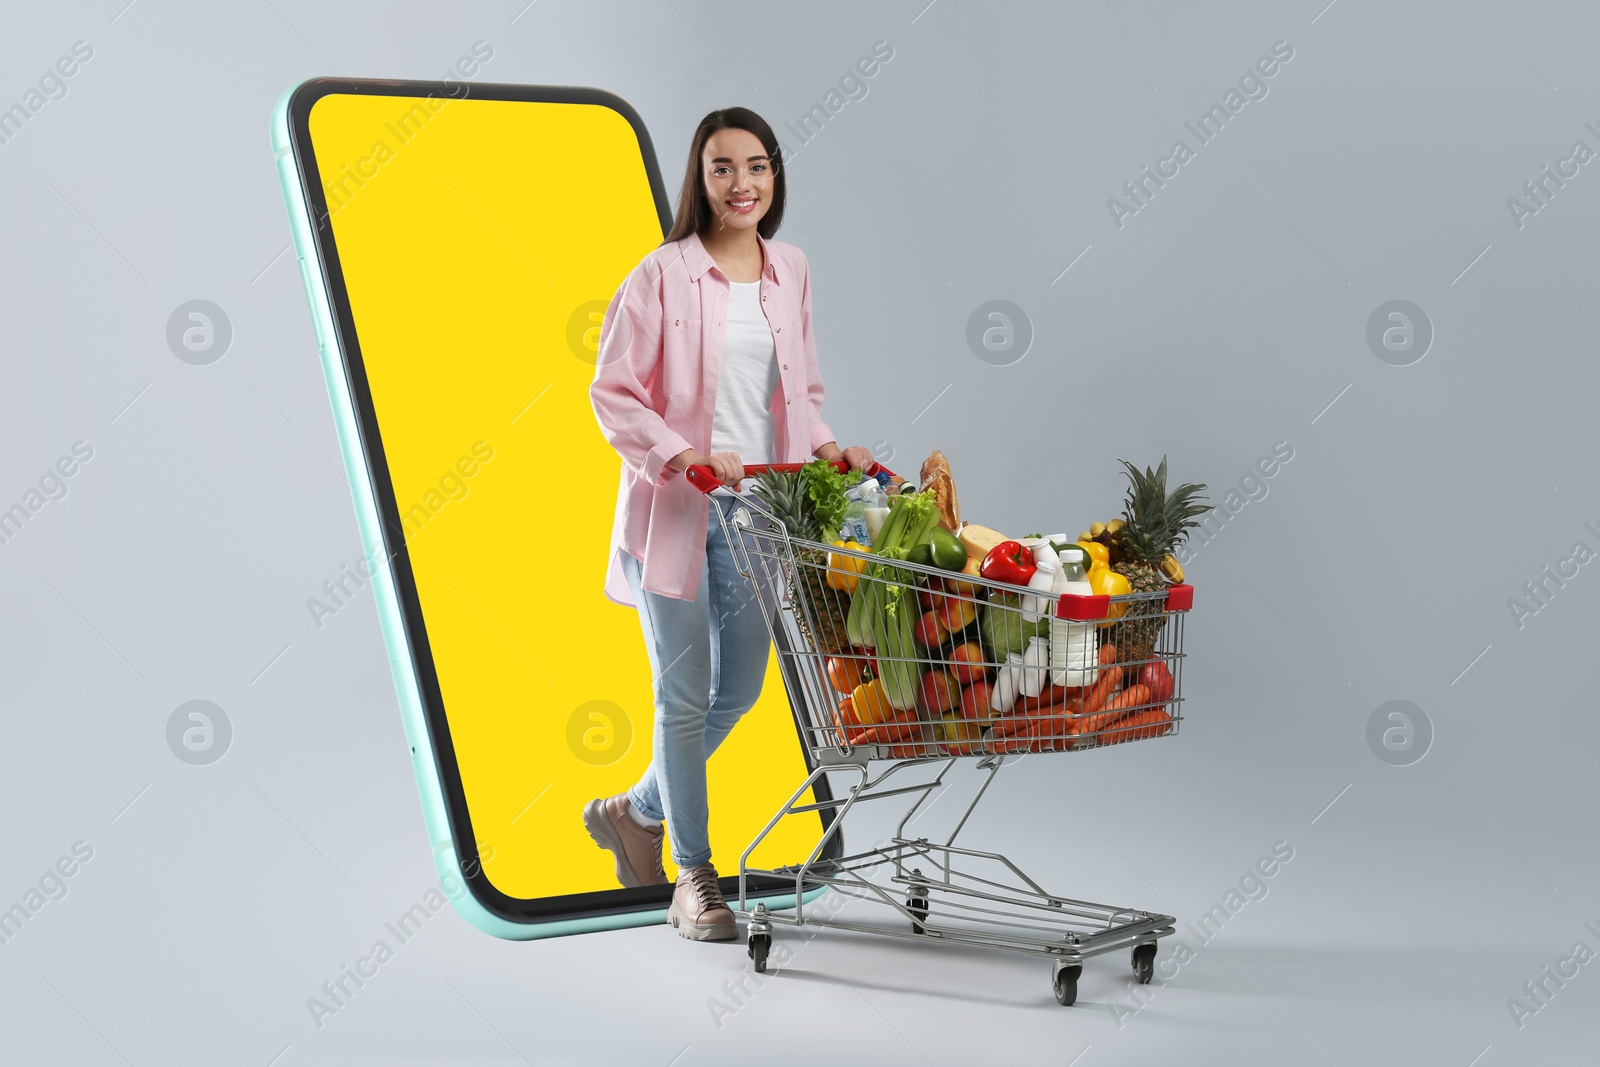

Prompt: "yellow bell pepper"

[828,540,868,593]
[1088,562,1131,626]
[1076,540,1110,569]
[851,678,894,725]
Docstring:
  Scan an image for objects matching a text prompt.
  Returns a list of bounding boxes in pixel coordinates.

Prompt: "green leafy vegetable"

[798,459,857,544]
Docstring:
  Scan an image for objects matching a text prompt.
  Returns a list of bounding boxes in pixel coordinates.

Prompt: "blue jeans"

[621,494,775,868]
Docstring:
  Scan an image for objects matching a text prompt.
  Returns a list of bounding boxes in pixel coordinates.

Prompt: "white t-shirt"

[710,280,778,487]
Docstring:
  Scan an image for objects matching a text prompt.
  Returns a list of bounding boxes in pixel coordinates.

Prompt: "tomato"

[1139,661,1174,704]
[827,655,868,694]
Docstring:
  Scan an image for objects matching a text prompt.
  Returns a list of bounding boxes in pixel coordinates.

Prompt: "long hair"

[662,108,786,244]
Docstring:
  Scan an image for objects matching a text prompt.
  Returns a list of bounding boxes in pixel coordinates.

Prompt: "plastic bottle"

[990,652,1023,715]
[1023,556,1058,623]
[1024,537,1061,571]
[1050,548,1099,688]
[862,480,890,544]
[840,478,873,545]
[1019,635,1049,698]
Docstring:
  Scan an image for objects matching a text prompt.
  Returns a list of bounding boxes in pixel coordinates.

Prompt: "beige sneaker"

[667,863,737,941]
[582,794,667,888]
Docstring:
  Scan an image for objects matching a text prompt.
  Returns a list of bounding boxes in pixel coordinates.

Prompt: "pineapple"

[748,468,852,654]
[1110,457,1209,666]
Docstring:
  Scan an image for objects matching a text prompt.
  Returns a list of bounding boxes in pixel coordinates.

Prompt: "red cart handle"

[685,457,897,494]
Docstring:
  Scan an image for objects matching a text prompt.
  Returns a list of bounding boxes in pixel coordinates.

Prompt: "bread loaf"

[918,450,961,533]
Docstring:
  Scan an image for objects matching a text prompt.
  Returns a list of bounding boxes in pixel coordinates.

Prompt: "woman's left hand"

[839,445,875,473]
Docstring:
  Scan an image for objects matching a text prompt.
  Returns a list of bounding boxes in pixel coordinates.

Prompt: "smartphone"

[271,77,839,938]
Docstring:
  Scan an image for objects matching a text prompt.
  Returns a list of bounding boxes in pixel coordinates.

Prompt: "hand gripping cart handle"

[684,456,885,492]
[689,460,1192,1005]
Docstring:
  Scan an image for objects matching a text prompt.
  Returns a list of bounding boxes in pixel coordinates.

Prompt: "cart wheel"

[1052,964,1081,1006]
[748,932,771,974]
[906,896,929,934]
[1131,943,1156,984]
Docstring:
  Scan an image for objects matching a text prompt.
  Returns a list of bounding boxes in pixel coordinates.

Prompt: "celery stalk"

[877,588,920,711]
[846,493,944,663]
[846,568,879,648]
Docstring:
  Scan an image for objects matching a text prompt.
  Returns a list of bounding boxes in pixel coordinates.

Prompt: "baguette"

[919,450,961,533]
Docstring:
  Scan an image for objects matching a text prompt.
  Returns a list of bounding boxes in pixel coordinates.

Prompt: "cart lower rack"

[689,461,1193,1005]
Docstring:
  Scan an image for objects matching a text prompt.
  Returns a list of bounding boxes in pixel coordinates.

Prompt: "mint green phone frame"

[270,78,826,939]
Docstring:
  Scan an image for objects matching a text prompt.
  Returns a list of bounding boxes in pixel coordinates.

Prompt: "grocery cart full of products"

[684,451,1205,1006]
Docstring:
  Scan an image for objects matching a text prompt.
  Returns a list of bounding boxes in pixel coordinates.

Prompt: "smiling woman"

[585,106,875,944]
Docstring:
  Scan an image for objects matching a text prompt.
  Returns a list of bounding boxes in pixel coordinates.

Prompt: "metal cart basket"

[686,460,1193,1005]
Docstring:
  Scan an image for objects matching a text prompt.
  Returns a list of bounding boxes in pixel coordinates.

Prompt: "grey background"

[3,0,1597,1063]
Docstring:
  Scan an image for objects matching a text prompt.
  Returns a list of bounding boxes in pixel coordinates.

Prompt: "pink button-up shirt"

[590,230,836,606]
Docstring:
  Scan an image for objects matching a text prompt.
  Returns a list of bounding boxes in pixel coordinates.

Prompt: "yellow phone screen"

[303,88,823,906]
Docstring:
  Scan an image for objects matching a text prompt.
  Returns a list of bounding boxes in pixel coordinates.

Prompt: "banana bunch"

[1078,520,1126,562]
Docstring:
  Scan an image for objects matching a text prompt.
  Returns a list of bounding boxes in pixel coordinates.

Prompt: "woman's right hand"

[672,450,745,489]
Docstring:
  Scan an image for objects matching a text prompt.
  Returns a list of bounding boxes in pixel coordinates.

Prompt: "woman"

[584,108,873,942]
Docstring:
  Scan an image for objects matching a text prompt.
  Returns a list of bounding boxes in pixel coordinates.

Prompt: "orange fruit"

[827,655,867,694]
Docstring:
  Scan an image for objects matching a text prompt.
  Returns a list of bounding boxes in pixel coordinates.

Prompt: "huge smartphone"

[271,77,837,938]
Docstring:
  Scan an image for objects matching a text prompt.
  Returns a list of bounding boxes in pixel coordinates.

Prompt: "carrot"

[990,714,1036,738]
[1028,699,1080,751]
[988,730,1032,754]
[847,710,921,745]
[1081,664,1124,715]
[831,697,860,745]
[1017,683,1076,712]
[1043,689,1087,749]
[858,721,919,744]
[981,713,1033,753]
[1106,683,1153,714]
[1097,642,1118,666]
[1104,706,1173,744]
[1075,683,1152,745]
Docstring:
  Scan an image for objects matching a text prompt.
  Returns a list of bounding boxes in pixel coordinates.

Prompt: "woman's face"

[700,127,774,233]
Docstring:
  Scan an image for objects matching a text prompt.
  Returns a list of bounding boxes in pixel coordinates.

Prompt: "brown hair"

[662,108,786,244]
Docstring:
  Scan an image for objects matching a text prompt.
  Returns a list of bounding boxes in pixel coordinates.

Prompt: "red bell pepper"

[979,540,1036,586]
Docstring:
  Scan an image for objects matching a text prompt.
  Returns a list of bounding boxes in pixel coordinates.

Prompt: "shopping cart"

[685,459,1193,1006]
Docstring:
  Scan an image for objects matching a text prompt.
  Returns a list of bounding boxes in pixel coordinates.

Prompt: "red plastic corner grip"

[1165,583,1194,612]
[1055,592,1110,621]
[685,464,720,494]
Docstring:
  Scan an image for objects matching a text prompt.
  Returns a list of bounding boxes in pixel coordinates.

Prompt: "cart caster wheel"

[906,896,929,934]
[748,933,771,974]
[1052,964,1082,1006]
[1132,943,1156,984]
